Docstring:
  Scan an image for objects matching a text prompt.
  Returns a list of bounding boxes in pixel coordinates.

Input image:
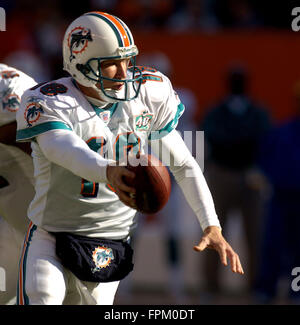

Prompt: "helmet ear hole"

[76,64,91,75]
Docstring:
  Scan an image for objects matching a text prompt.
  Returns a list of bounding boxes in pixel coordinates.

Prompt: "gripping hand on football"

[194,226,244,274]
[106,164,137,209]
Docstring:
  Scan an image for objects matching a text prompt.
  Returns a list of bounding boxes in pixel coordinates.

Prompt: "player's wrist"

[203,225,222,234]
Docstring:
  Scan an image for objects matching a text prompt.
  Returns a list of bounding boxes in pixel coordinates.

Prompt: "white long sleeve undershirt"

[150,130,221,231]
[36,129,113,183]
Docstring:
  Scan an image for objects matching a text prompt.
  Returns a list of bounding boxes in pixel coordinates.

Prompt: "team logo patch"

[68,26,93,62]
[40,83,68,96]
[2,93,20,112]
[135,111,153,131]
[92,246,114,273]
[24,99,44,127]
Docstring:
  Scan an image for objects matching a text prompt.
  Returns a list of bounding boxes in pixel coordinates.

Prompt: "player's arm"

[0,121,32,155]
[150,130,244,274]
[36,129,136,207]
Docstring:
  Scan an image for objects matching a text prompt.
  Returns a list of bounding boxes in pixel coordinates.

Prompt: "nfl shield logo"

[100,111,110,124]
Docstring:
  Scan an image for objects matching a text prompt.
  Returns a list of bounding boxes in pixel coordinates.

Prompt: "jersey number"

[80,133,140,198]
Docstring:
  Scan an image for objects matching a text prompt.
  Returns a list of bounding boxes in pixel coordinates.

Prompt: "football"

[125,154,171,214]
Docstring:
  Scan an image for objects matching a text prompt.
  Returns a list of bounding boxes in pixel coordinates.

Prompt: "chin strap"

[84,94,107,108]
[91,84,121,104]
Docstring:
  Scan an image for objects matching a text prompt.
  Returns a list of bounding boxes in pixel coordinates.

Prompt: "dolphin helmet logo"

[67,26,93,62]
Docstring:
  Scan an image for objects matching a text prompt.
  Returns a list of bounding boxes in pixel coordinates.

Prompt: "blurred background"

[1,0,300,305]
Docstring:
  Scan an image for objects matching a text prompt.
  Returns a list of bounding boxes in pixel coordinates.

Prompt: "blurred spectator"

[166,0,220,33]
[4,50,51,83]
[89,0,119,12]
[31,3,66,80]
[0,4,36,59]
[0,0,296,37]
[200,65,271,300]
[146,0,175,30]
[214,0,261,29]
[254,81,300,304]
[114,0,145,30]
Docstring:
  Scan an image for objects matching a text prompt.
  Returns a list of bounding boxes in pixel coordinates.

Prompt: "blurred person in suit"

[254,81,300,304]
[200,66,271,300]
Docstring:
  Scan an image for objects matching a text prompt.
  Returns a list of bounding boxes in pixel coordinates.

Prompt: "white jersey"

[0,64,36,232]
[16,68,184,239]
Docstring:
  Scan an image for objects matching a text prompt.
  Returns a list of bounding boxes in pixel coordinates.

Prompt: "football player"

[0,64,36,304]
[16,12,244,305]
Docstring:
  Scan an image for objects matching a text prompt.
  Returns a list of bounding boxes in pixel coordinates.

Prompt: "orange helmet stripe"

[89,11,130,47]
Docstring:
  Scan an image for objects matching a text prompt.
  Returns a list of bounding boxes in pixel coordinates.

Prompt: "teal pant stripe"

[17,223,37,305]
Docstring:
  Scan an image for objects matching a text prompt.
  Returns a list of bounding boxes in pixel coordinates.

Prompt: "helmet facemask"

[76,55,143,103]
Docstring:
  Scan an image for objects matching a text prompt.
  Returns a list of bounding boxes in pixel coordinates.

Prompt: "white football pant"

[17,224,120,305]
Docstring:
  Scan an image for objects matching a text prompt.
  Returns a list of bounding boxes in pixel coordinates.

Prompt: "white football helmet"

[63,11,143,102]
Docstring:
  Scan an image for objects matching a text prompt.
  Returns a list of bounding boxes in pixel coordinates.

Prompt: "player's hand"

[193,226,244,275]
[106,164,137,209]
